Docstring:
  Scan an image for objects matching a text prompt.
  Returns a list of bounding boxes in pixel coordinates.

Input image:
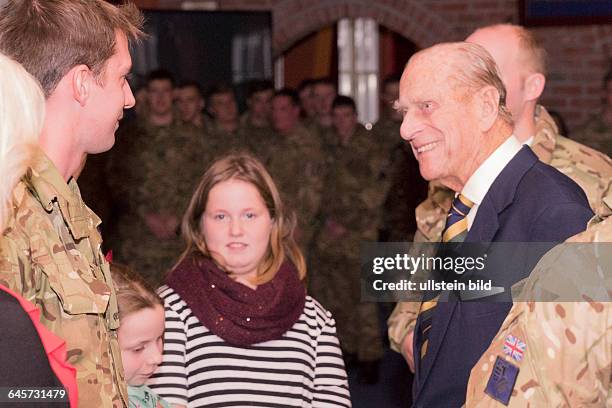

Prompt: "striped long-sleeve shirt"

[148,285,352,408]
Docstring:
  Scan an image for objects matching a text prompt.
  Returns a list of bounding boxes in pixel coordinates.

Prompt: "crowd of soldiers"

[78,70,428,384]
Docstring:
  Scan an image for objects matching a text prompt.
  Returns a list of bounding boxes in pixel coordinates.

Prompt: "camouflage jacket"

[388,105,612,354]
[314,125,390,256]
[266,124,327,250]
[0,154,127,407]
[106,119,209,283]
[571,113,612,159]
[465,193,611,407]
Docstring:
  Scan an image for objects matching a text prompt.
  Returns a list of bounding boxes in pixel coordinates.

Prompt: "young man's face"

[332,105,357,135]
[147,79,173,117]
[314,84,336,116]
[83,31,135,154]
[176,86,204,124]
[248,89,273,120]
[272,95,299,133]
[210,92,238,123]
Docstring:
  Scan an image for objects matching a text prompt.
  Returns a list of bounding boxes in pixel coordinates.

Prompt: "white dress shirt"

[461,136,523,230]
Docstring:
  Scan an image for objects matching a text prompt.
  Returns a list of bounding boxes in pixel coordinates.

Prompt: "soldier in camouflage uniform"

[373,74,428,242]
[206,83,246,153]
[387,23,612,368]
[310,95,389,383]
[0,1,144,406]
[239,80,278,161]
[572,68,612,158]
[107,71,208,285]
[175,80,208,129]
[465,191,612,407]
[298,79,318,122]
[265,89,327,256]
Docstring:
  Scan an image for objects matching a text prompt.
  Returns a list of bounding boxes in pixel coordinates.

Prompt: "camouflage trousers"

[309,247,383,362]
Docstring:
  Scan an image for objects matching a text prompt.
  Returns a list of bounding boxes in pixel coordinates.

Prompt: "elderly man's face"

[466,27,527,121]
[398,55,480,188]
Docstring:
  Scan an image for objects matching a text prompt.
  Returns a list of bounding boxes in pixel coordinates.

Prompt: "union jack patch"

[503,334,526,362]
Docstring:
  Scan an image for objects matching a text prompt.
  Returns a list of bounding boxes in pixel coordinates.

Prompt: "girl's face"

[118,304,165,386]
[201,179,273,287]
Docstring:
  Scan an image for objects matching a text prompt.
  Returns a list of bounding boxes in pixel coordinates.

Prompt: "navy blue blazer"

[411,146,593,408]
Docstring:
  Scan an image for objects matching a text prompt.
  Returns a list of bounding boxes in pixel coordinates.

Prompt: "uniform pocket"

[34,251,111,315]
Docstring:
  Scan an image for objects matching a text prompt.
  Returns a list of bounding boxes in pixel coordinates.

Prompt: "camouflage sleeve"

[0,235,28,297]
[524,301,610,406]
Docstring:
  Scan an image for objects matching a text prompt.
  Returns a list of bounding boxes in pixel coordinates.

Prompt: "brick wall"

[140,0,612,132]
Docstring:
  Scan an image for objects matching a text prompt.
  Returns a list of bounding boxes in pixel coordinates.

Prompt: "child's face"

[118,304,165,386]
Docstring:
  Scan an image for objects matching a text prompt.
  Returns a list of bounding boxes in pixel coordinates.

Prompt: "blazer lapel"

[466,146,539,242]
[415,146,539,399]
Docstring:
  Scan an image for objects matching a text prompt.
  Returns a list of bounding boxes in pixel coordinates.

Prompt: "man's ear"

[475,85,500,132]
[69,64,92,106]
[523,72,545,102]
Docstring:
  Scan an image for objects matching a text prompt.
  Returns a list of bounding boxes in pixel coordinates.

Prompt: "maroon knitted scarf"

[166,254,306,346]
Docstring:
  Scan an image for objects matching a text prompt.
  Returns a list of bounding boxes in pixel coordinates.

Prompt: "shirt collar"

[462,135,523,206]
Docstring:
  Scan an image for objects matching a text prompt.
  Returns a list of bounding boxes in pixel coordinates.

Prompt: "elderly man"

[0,1,143,406]
[388,23,612,376]
[397,42,592,407]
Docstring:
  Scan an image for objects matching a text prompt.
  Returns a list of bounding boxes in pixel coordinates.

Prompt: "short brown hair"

[177,152,306,285]
[0,0,144,97]
[111,263,163,318]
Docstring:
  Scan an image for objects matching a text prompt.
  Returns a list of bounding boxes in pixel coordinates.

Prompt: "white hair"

[0,52,45,231]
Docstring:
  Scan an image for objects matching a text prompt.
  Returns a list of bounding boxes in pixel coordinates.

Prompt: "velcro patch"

[484,356,519,406]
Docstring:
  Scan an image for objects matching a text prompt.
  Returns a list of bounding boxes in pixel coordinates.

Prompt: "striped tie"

[419,194,474,360]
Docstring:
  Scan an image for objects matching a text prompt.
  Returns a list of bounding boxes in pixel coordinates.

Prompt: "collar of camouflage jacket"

[530,105,559,164]
[26,152,101,240]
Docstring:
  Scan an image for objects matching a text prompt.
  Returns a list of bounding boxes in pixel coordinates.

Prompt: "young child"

[111,263,170,408]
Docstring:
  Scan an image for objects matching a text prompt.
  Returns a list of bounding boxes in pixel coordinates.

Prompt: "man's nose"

[124,83,136,109]
[400,112,424,142]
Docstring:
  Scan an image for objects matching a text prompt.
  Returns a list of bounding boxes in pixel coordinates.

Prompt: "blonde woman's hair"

[0,53,45,232]
[110,263,163,318]
[176,152,306,285]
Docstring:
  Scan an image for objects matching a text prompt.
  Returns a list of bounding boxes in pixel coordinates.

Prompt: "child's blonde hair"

[110,263,163,318]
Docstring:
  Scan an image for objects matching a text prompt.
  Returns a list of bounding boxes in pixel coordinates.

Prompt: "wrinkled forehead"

[401,50,456,97]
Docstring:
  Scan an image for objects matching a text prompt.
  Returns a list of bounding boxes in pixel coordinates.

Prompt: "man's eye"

[214,214,225,220]
[244,212,256,219]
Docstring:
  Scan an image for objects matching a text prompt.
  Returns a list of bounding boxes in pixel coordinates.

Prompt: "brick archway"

[272,0,459,55]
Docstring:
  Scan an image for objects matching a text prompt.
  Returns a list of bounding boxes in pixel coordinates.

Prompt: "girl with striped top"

[148,153,351,408]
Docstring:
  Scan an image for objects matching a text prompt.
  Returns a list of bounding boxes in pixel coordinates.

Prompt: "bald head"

[467,24,546,76]
[466,24,547,140]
